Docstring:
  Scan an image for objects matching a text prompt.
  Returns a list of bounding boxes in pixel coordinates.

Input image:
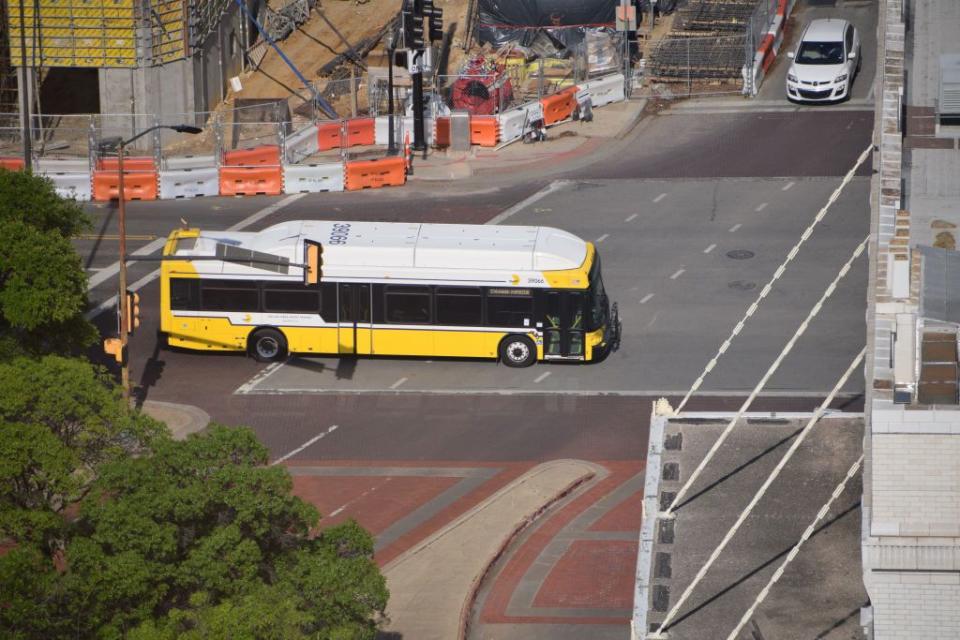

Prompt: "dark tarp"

[477,0,615,52]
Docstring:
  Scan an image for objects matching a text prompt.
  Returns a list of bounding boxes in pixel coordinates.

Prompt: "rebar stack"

[674,0,758,36]
[647,0,763,84]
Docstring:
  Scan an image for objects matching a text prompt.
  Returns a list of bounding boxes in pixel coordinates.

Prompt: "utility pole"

[117,145,129,399]
[15,0,32,170]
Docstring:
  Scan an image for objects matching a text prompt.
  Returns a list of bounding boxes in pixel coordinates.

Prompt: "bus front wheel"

[499,335,537,368]
[249,328,288,363]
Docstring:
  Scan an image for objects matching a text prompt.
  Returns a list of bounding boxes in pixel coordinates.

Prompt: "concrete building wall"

[868,571,960,640]
[871,432,960,537]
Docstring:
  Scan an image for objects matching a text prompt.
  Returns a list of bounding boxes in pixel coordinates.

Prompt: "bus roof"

[169,221,589,274]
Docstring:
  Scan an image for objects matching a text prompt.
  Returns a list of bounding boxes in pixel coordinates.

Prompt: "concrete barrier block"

[164,155,216,171]
[159,166,220,199]
[285,124,320,164]
[42,171,91,201]
[579,74,626,108]
[282,162,345,193]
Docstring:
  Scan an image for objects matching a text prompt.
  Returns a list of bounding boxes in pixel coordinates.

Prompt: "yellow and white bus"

[159,220,620,367]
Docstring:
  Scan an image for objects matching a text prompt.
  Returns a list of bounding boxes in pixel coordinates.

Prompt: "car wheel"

[499,335,537,368]
[249,328,288,363]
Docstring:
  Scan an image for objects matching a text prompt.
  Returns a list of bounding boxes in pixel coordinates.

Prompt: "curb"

[140,400,211,440]
[458,468,597,640]
[381,459,600,640]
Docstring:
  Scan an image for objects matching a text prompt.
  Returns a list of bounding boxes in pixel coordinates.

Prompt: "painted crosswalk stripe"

[704,244,716,254]
[670,269,685,280]
[653,192,668,203]
[640,293,655,304]
[729,223,742,232]
[625,213,638,222]
[782,181,795,191]
[534,371,551,383]
[755,202,768,212]
[390,377,408,389]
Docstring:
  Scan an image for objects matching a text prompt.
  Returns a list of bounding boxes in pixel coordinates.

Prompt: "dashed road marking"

[534,371,551,383]
[596,233,610,243]
[328,478,393,518]
[755,202,768,212]
[640,293,655,304]
[272,424,339,465]
[704,244,716,254]
[729,223,742,232]
[782,181,795,191]
[653,192,668,203]
[625,213,638,222]
[390,377,408,389]
[670,269,685,280]
[488,180,570,225]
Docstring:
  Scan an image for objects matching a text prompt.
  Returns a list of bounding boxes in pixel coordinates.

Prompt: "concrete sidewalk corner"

[140,400,211,440]
[381,458,602,640]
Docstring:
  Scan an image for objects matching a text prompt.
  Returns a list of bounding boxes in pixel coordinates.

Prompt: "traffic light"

[304,241,323,285]
[423,0,443,42]
[103,337,125,364]
[402,4,424,50]
[123,290,140,335]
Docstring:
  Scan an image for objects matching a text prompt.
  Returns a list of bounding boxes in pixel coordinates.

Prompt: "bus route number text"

[329,223,351,245]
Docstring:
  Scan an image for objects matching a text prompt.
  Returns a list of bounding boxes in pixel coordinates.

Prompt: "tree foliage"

[0,169,95,359]
[0,355,165,547]
[0,423,389,640]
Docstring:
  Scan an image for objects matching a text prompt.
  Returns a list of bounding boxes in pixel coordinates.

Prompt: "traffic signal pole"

[411,50,426,153]
[117,144,130,401]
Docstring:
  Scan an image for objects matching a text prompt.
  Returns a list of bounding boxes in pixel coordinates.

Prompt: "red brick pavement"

[480,461,644,625]
[533,540,638,610]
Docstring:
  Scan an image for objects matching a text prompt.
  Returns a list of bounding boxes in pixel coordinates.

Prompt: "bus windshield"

[588,256,608,331]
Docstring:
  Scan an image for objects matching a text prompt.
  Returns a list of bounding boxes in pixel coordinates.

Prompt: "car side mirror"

[786,51,795,59]
[848,51,856,59]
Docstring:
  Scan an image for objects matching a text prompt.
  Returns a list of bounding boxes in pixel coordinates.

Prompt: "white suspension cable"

[674,144,873,415]
[663,236,868,517]
[655,346,866,635]
[723,454,864,640]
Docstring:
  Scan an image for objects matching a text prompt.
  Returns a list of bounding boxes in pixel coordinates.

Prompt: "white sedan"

[786,18,861,103]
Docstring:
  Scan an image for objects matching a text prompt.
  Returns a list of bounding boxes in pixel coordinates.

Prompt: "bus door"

[543,291,585,359]
[338,284,372,355]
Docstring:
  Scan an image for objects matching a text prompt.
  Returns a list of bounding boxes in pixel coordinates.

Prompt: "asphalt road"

[78,56,874,639]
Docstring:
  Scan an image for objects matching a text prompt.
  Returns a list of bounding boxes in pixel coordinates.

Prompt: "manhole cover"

[729,280,757,291]
[726,249,755,260]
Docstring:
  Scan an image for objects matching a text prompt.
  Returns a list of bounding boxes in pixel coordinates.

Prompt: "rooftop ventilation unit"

[939,54,960,126]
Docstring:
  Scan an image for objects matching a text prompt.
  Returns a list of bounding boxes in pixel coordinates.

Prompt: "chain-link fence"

[636,34,747,99]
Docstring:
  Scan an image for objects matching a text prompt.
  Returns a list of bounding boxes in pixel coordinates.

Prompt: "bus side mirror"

[304,241,323,285]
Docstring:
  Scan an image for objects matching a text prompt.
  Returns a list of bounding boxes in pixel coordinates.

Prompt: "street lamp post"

[112,123,202,401]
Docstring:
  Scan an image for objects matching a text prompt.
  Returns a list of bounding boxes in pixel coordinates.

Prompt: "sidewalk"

[381,459,601,640]
[140,400,210,440]
[409,100,647,182]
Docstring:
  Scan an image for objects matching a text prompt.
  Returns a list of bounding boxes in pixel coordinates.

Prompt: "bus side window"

[385,285,431,324]
[200,279,259,312]
[487,294,533,327]
[170,278,200,310]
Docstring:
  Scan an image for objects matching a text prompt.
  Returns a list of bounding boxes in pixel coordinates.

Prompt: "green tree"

[0,425,389,640]
[0,169,95,359]
[0,355,165,548]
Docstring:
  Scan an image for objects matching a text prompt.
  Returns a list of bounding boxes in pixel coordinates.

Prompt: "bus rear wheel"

[249,328,288,363]
[499,335,537,368]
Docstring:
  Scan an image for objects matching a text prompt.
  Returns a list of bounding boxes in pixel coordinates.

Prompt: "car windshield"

[796,41,845,65]
[588,257,607,331]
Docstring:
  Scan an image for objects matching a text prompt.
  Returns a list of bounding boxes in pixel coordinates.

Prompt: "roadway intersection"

[80,64,874,639]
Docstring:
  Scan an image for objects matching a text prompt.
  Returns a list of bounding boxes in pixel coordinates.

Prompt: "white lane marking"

[782,181,795,191]
[86,238,166,289]
[534,371,551,383]
[390,377,408,389]
[84,193,307,319]
[729,223,742,233]
[235,361,286,395]
[755,202,768,212]
[640,293,655,304]
[487,180,569,225]
[653,192,668,203]
[704,244,716,254]
[596,233,610,243]
[625,213,638,222]
[271,424,339,465]
[670,269,685,280]
[328,478,393,518]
